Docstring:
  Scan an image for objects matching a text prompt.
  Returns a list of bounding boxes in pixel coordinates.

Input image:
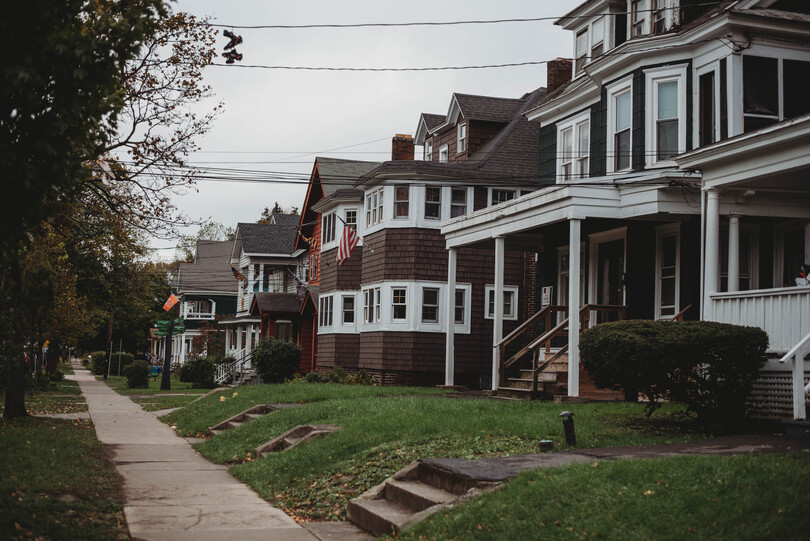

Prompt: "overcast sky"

[155,0,582,258]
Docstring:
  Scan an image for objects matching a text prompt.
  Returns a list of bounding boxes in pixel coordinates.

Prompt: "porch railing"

[495,304,627,394]
[776,331,810,420]
[710,287,810,352]
[215,348,252,385]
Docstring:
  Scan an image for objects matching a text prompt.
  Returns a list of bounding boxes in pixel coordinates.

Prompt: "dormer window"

[457,123,467,153]
[575,29,588,74]
[438,144,449,163]
[591,17,605,57]
[631,0,647,37]
[652,0,667,33]
[424,138,433,161]
[573,17,607,76]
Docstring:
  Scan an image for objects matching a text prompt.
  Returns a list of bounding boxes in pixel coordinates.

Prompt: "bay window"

[425,186,441,219]
[450,188,467,218]
[645,66,686,167]
[394,186,409,219]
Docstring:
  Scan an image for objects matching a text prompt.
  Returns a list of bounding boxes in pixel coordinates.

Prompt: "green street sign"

[173,327,185,334]
[173,318,184,325]
[154,330,168,336]
[155,320,171,328]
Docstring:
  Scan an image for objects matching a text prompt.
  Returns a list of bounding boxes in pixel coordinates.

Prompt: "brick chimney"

[546,58,573,94]
[392,134,414,161]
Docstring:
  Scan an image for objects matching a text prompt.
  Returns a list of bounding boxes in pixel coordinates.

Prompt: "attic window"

[575,29,588,74]
[457,123,467,153]
[438,145,449,163]
[424,138,433,161]
[591,17,605,57]
[631,0,647,37]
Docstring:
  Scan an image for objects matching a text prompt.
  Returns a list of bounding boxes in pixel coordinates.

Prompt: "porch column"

[445,247,457,386]
[224,326,231,351]
[259,264,265,291]
[236,324,243,352]
[704,189,721,318]
[180,333,187,365]
[492,236,505,391]
[727,215,740,292]
[568,218,581,397]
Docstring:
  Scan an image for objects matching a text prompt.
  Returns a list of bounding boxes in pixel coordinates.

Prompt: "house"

[167,239,238,365]
[438,0,810,417]
[218,214,314,369]
[312,81,572,387]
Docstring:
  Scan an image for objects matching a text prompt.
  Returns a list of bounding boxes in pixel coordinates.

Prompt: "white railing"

[709,287,810,352]
[215,348,252,385]
[777,331,810,420]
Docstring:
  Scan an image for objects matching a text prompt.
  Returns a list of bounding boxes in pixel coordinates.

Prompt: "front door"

[596,238,625,322]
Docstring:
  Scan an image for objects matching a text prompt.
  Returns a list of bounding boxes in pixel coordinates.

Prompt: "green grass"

[0,417,128,540]
[0,364,87,416]
[131,394,202,412]
[103,373,204,395]
[394,452,810,540]
[164,382,705,521]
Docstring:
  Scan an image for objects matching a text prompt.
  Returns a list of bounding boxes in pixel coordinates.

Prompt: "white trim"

[424,138,433,161]
[606,76,634,174]
[456,123,467,154]
[645,64,688,168]
[484,284,519,321]
[556,110,591,182]
[654,222,681,319]
[588,227,627,306]
[488,187,521,207]
[438,144,449,163]
[693,60,724,148]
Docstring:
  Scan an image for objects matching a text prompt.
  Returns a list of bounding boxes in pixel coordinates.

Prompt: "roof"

[359,86,547,185]
[269,213,300,226]
[453,93,524,123]
[421,113,445,131]
[733,7,810,24]
[316,157,383,198]
[249,292,303,315]
[177,240,239,293]
[236,222,299,255]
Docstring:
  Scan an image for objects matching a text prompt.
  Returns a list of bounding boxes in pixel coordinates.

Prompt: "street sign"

[154,330,168,336]
[155,320,171,328]
[173,318,184,325]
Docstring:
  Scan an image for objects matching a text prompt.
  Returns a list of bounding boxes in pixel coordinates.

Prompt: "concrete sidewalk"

[72,364,323,541]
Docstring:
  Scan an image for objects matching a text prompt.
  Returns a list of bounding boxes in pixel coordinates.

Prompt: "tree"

[175,220,234,262]
[258,203,299,223]
[1,1,166,418]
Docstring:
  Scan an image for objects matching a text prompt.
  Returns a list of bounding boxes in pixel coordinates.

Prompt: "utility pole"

[160,318,173,390]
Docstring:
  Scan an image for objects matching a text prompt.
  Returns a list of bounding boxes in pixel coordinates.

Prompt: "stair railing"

[215,348,252,385]
[495,305,567,386]
[778,331,810,420]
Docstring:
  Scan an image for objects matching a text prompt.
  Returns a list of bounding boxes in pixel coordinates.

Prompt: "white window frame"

[454,288,466,325]
[319,295,333,328]
[694,61,723,148]
[344,208,357,231]
[438,144,449,163]
[606,76,633,174]
[489,188,518,207]
[630,0,649,37]
[421,286,441,325]
[341,294,356,325]
[424,138,433,161]
[391,286,408,321]
[557,111,590,182]
[322,212,336,244]
[365,188,384,228]
[484,285,519,321]
[363,286,381,325]
[645,65,687,168]
[450,187,468,218]
[394,185,410,219]
[591,16,605,58]
[654,223,680,320]
[575,27,588,75]
[457,123,467,154]
[425,186,442,220]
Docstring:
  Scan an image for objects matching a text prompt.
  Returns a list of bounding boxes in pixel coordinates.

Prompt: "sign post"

[160,319,173,390]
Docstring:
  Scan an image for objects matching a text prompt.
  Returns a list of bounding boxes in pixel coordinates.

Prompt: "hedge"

[253,338,300,383]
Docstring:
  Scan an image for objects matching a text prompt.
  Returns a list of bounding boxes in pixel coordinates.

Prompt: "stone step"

[496,386,537,400]
[255,424,340,458]
[519,369,558,382]
[208,404,280,435]
[346,497,413,538]
[384,479,455,512]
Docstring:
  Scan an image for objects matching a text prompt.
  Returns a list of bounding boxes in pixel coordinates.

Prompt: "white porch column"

[179,333,187,365]
[568,219,581,397]
[805,221,810,265]
[236,324,243,352]
[793,354,807,420]
[704,190,721,318]
[259,264,265,291]
[728,215,740,292]
[224,326,231,351]
[492,236,505,391]
[445,247,457,386]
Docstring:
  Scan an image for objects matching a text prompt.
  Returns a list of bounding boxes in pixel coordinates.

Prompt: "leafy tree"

[258,203,299,223]
[175,220,234,262]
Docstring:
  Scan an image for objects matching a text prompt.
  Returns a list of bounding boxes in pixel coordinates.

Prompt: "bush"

[179,357,216,388]
[109,352,135,373]
[581,320,768,425]
[90,351,107,375]
[123,360,150,389]
[298,367,375,385]
[253,338,301,383]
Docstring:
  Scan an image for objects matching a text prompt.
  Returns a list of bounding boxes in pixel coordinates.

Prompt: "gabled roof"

[453,93,524,124]
[269,213,300,226]
[421,113,445,131]
[361,86,547,185]
[316,157,383,198]
[235,222,298,255]
[249,292,302,315]
[177,240,238,293]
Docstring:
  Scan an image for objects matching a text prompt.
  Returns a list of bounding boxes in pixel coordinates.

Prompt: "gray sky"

[155,0,581,258]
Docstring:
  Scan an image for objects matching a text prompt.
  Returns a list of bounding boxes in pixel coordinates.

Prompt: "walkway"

[71,364,321,541]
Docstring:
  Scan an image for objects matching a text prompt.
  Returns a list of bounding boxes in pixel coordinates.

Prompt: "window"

[425,186,441,219]
[575,28,588,74]
[363,287,380,323]
[322,212,336,244]
[646,66,686,166]
[450,188,467,218]
[392,287,407,320]
[491,189,517,206]
[366,188,383,227]
[438,145,449,163]
[631,0,648,37]
[422,287,439,323]
[720,228,758,292]
[342,295,355,324]
[744,55,810,133]
[652,0,667,33]
[612,87,632,171]
[485,286,518,320]
[345,209,357,231]
[655,224,679,319]
[424,138,433,161]
[699,71,716,147]
[454,289,465,324]
[308,254,318,281]
[394,186,409,218]
[457,123,467,153]
[558,113,590,181]
[591,17,605,58]
[319,296,333,327]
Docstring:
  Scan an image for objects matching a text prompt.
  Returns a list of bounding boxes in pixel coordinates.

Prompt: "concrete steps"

[347,461,498,537]
[255,424,340,458]
[207,404,280,436]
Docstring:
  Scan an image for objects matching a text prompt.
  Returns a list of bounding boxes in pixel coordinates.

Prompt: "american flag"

[336,225,360,266]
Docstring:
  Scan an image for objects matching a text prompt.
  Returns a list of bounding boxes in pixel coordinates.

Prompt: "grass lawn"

[131,394,202,412]
[103,373,204,395]
[0,363,86,416]
[0,416,128,540]
[394,453,810,540]
[163,382,706,521]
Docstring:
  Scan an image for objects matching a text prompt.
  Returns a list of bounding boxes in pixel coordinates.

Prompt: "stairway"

[255,424,340,458]
[231,368,260,386]
[207,404,282,436]
[347,461,499,537]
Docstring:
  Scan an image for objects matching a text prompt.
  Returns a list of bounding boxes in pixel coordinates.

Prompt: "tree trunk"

[45,342,59,373]
[2,257,28,418]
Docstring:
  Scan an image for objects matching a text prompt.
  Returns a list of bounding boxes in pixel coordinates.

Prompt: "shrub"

[580,320,768,425]
[253,338,301,383]
[109,352,135,373]
[90,351,107,375]
[180,357,216,388]
[123,360,150,389]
